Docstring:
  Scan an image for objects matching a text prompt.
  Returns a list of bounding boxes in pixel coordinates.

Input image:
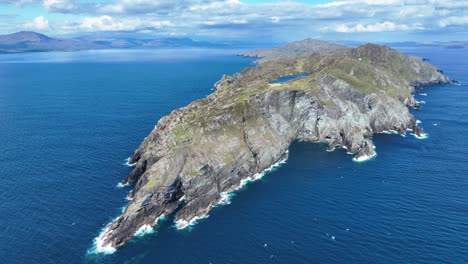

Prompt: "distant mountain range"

[0,31,227,53]
[0,31,466,54]
[341,40,468,49]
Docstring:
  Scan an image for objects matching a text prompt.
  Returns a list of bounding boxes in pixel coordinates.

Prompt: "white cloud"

[271,16,280,23]
[438,16,468,27]
[95,0,224,15]
[60,15,173,32]
[317,0,402,8]
[1,0,465,41]
[24,16,49,30]
[333,21,424,32]
[43,0,79,13]
[0,0,39,5]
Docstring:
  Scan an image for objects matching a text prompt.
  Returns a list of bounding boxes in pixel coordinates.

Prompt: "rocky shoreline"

[95,41,450,252]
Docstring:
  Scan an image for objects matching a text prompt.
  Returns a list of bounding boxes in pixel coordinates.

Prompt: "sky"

[0,0,467,43]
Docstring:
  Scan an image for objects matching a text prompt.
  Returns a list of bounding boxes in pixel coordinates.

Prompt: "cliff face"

[97,43,449,251]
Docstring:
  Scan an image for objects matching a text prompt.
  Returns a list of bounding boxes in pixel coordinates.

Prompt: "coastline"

[96,42,450,250]
[174,156,288,230]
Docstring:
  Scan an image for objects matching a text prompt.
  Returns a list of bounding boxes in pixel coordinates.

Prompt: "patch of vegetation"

[188,169,200,177]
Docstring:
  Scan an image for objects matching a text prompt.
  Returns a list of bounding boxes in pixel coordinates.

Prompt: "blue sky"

[0,0,467,42]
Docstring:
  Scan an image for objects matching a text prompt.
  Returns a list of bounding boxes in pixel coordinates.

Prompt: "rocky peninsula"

[239,38,347,63]
[96,40,449,252]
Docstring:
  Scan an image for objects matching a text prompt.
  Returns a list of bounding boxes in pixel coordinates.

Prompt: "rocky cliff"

[96,43,449,252]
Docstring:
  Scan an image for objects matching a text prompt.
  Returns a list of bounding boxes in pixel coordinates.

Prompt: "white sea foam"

[411,132,428,139]
[416,120,422,124]
[89,218,119,255]
[175,214,209,230]
[216,158,287,206]
[338,145,351,154]
[217,192,234,205]
[89,213,166,255]
[133,215,166,237]
[124,157,137,167]
[176,158,288,230]
[418,93,427,96]
[352,152,377,162]
[93,235,117,254]
[116,182,129,188]
[134,224,155,237]
[379,130,399,135]
[327,145,347,152]
[416,100,426,104]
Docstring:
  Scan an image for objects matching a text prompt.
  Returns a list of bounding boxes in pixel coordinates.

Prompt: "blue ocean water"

[269,73,308,84]
[0,47,467,264]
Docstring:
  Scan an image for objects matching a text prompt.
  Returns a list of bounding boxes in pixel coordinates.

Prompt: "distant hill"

[0,31,52,44]
[2,32,465,54]
[0,31,226,53]
[0,31,104,53]
[239,39,347,63]
[340,40,468,50]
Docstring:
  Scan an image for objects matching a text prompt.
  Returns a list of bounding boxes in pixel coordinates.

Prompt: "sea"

[0,46,467,264]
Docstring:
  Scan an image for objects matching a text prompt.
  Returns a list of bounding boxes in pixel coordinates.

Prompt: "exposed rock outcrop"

[96,43,449,251]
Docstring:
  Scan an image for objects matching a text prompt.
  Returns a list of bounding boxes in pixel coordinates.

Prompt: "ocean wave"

[379,130,399,135]
[352,152,377,162]
[411,132,429,139]
[326,145,348,153]
[124,157,137,167]
[134,224,155,237]
[89,214,166,255]
[92,235,117,255]
[88,216,120,255]
[175,214,210,230]
[217,192,234,206]
[382,128,413,138]
[416,100,426,104]
[116,182,129,188]
[133,215,166,237]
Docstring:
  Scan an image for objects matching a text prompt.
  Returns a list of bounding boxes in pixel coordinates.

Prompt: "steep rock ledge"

[96,43,449,251]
